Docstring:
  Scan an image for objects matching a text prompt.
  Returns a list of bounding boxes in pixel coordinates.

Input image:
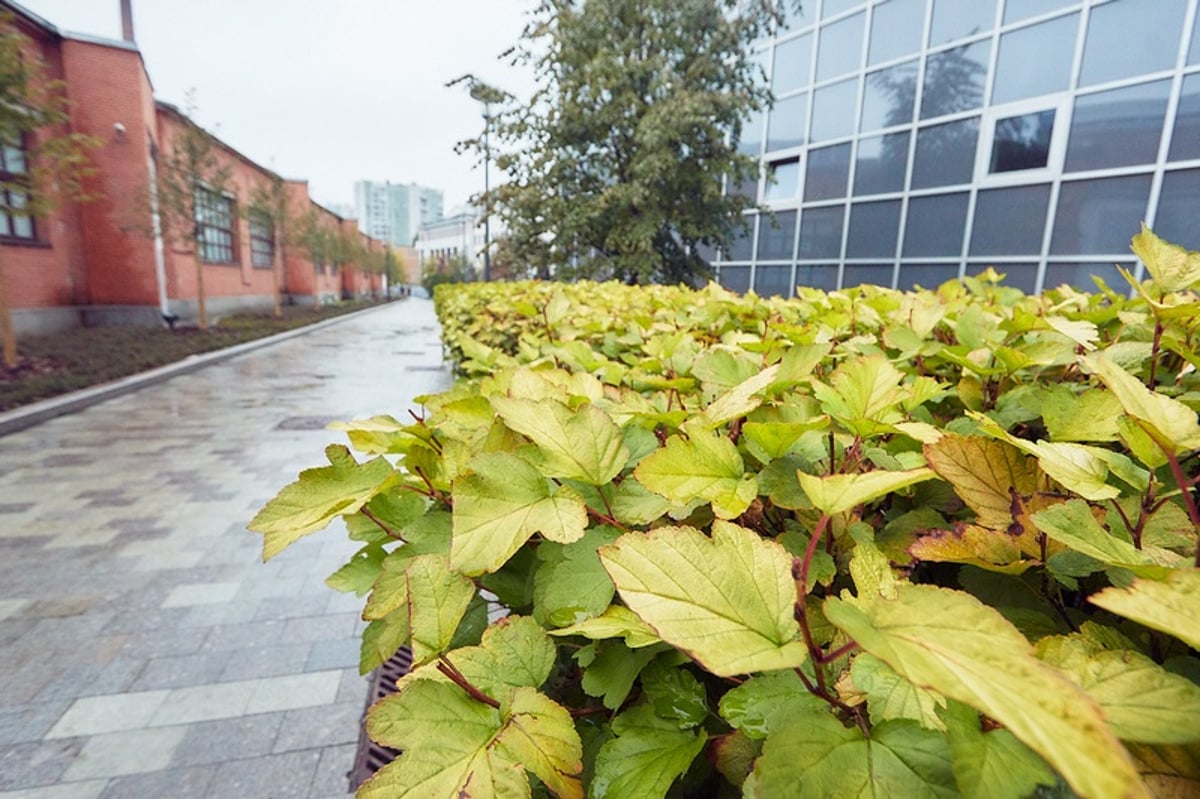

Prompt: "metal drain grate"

[348,646,413,791]
[273,415,341,431]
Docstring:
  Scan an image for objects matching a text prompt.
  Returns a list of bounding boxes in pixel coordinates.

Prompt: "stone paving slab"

[0,299,453,798]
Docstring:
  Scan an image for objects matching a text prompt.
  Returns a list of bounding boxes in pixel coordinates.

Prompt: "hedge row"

[254,226,1200,798]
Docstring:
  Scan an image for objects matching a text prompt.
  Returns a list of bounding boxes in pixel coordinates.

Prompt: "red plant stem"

[413,465,449,504]
[797,515,830,593]
[794,514,838,696]
[817,641,859,665]
[437,656,500,709]
[1158,445,1200,567]
[585,505,628,532]
[360,507,403,540]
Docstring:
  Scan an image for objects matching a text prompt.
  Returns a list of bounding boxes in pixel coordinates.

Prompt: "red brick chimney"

[120,0,134,42]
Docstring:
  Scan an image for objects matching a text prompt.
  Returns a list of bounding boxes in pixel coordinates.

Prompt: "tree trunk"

[0,250,16,368]
[195,257,208,331]
[273,219,284,319]
[272,234,283,318]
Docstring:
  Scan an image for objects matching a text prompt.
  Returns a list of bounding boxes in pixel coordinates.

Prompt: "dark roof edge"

[2,0,61,37]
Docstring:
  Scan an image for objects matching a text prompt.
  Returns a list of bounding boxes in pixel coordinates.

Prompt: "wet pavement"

[0,299,452,798]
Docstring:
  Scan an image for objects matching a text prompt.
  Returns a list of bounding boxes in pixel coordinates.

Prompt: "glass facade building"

[716,0,1200,296]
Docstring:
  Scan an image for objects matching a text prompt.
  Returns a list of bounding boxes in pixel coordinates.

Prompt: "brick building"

[2,0,385,336]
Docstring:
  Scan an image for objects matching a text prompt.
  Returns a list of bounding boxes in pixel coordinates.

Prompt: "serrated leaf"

[633,430,757,519]
[610,478,672,525]
[797,468,935,516]
[578,640,660,709]
[940,700,1055,799]
[451,452,587,576]
[1045,316,1099,350]
[909,524,1031,574]
[718,670,827,740]
[1126,742,1200,797]
[852,653,946,731]
[713,730,761,789]
[326,544,386,596]
[686,364,779,431]
[849,530,899,604]
[970,413,1123,501]
[1039,637,1200,744]
[436,616,559,702]
[691,347,759,390]
[743,417,829,463]
[599,521,807,676]
[363,554,475,665]
[811,354,908,436]
[1042,387,1122,443]
[361,679,582,799]
[1132,222,1200,293]
[640,661,708,729]
[329,414,416,455]
[250,444,396,560]
[495,688,585,799]
[361,613,410,675]
[824,583,1148,799]
[492,396,630,485]
[1090,571,1200,650]
[747,714,957,799]
[545,288,571,325]
[1031,500,1175,577]
[590,704,706,799]
[922,436,1040,529]
[548,605,662,648]
[533,526,620,627]
[1081,351,1200,453]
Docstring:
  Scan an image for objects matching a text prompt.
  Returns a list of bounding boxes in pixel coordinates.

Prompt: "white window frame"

[974,94,1072,186]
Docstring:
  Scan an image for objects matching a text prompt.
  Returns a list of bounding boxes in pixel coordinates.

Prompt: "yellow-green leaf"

[634,430,757,519]
[1090,571,1200,650]
[797,468,935,516]
[909,525,1031,574]
[599,522,808,676]
[361,679,582,799]
[1031,500,1176,577]
[492,396,630,485]
[451,453,587,576]
[811,354,907,436]
[250,444,396,560]
[1131,223,1200,293]
[824,584,1148,799]
[1038,636,1200,744]
[1081,351,1200,454]
[547,605,662,648]
[686,364,779,431]
[590,704,706,799]
[362,554,475,666]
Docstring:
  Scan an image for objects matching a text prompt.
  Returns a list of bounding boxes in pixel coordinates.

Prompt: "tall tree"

[458,0,785,285]
[153,98,232,331]
[247,175,291,318]
[0,12,99,367]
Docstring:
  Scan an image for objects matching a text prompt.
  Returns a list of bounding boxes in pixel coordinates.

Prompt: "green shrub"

[255,226,1200,798]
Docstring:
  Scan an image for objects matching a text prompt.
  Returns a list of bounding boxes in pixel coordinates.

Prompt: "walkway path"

[0,299,452,798]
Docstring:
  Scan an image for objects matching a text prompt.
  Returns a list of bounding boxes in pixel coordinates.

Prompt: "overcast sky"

[18,0,536,212]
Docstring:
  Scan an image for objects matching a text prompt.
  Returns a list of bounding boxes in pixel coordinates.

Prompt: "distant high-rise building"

[353,181,443,247]
[328,202,356,220]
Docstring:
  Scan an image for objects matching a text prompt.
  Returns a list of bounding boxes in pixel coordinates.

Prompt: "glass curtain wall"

[718,0,1200,297]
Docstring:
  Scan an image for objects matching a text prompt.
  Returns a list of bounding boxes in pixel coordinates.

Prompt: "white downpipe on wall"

[146,138,172,322]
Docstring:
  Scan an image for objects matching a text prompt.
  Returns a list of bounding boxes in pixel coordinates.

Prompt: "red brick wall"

[60,39,159,307]
[0,15,87,312]
[1,9,390,325]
